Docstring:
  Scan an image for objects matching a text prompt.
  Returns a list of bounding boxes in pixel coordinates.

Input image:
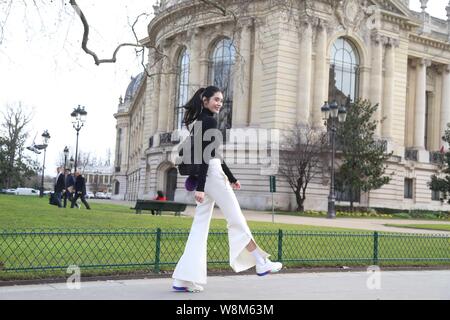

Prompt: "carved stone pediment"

[329,0,412,31]
[368,0,414,17]
[330,0,377,31]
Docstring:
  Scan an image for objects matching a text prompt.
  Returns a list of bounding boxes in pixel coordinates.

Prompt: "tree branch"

[69,0,144,65]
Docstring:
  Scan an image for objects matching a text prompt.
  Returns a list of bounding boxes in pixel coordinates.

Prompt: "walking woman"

[172,86,282,293]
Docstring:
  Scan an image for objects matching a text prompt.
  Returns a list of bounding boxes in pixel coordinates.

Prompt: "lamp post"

[321,101,347,219]
[37,130,51,197]
[63,146,69,170]
[69,156,75,170]
[71,105,87,173]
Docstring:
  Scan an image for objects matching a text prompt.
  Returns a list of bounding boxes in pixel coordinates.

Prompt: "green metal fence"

[0,229,449,273]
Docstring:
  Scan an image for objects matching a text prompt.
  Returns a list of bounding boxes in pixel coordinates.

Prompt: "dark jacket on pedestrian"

[54,173,65,193]
[74,175,87,195]
[65,174,75,191]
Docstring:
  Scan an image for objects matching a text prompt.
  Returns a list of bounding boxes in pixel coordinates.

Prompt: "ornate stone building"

[112,0,450,211]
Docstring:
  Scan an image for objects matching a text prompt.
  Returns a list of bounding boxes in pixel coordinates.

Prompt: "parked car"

[105,192,112,199]
[0,189,7,194]
[86,192,95,199]
[96,192,106,199]
[5,188,17,195]
[15,188,39,196]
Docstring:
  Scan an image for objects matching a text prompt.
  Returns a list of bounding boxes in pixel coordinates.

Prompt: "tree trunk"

[295,190,305,212]
[350,188,354,212]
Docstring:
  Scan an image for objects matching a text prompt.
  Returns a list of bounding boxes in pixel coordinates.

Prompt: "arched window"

[328,37,360,106]
[175,48,190,130]
[114,181,120,195]
[209,38,236,135]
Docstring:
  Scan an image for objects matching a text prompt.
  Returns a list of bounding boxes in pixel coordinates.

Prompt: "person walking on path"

[172,86,282,293]
[63,169,76,208]
[54,167,65,208]
[70,170,91,210]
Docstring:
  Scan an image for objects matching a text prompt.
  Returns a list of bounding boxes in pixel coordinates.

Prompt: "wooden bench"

[131,200,187,216]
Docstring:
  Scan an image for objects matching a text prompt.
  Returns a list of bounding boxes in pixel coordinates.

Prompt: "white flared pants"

[172,159,269,284]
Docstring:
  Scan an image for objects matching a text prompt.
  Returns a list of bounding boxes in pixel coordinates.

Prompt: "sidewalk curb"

[1,265,449,287]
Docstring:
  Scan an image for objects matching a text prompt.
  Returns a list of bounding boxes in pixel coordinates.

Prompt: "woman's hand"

[195,191,205,203]
[231,181,241,190]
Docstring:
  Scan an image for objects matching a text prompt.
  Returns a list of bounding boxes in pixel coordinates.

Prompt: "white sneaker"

[256,259,283,276]
[172,279,204,293]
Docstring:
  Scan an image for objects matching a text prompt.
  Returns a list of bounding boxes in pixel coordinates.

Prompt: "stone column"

[149,50,161,137]
[188,28,202,95]
[382,38,399,141]
[297,22,313,125]
[413,58,431,150]
[441,64,450,147]
[370,34,384,136]
[249,19,261,127]
[157,58,170,133]
[312,21,327,127]
[233,22,252,127]
[447,3,450,41]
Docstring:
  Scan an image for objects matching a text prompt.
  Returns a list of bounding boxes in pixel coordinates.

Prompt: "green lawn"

[385,224,450,232]
[0,195,449,280]
[275,211,397,219]
[0,194,356,231]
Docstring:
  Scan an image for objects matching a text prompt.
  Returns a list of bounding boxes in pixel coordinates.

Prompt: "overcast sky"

[0,0,448,174]
[0,0,156,171]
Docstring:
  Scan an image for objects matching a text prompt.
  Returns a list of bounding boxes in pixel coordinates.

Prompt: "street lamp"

[63,146,69,170]
[321,101,347,219]
[69,156,75,170]
[36,130,51,197]
[71,105,87,172]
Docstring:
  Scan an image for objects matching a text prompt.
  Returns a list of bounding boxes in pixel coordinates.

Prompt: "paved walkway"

[1,270,449,300]
[93,199,450,235]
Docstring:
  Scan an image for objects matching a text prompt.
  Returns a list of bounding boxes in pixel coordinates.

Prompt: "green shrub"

[335,211,393,218]
[408,210,450,220]
[303,210,326,217]
[393,213,411,219]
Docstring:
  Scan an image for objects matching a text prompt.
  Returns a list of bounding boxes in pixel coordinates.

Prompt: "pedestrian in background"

[54,167,65,208]
[154,190,167,201]
[70,170,91,210]
[63,168,76,208]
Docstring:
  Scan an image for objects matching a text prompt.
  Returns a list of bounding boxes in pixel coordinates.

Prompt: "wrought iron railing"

[405,149,418,161]
[0,229,449,274]
[430,151,445,165]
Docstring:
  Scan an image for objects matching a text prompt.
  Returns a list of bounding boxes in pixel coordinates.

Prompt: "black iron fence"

[0,229,449,274]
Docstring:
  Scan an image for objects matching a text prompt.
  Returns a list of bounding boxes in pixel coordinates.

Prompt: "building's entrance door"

[166,168,178,201]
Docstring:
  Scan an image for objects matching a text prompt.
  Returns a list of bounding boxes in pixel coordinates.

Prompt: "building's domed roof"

[160,0,185,10]
[124,72,144,103]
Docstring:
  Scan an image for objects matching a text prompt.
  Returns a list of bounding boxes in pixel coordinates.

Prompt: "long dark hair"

[183,86,222,127]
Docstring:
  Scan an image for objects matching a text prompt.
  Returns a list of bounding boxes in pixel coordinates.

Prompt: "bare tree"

[1,0,315,78]
[89,175,100,196]
[105,148,112,166]
[0,103,38,188]
[75,151,94,173]
[278,124,327,212]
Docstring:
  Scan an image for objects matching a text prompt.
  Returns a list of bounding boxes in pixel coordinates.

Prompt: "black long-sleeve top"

[195,108,237,192]
[74,175,87,195]
[54,173,65,193]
